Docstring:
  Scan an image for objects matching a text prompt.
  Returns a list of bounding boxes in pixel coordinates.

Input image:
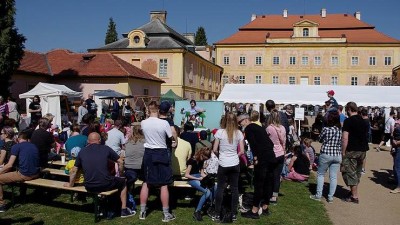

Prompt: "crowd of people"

[0,90,399,223]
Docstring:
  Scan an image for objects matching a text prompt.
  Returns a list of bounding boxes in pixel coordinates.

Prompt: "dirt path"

[312,143,399,225]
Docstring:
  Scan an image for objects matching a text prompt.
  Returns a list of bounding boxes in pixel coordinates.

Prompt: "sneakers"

[241,210,260,219]
[0,204,6,213]
[343,196,359,204]
[162,212,176,222]
[327,198,334,203]
[232,214,237,221]
[309,195,321,201]
[139,210,147,220]
[193,211,203,221]
[361,168,366,175]
[121,208,136,218]
[211,213,220,222]
[261,208,271,216]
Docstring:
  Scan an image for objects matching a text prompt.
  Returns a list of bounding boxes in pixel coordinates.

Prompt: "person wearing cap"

[139,101,176,222]
[238,113,275,219]
[65,131,88,160]
[326,90,339,112]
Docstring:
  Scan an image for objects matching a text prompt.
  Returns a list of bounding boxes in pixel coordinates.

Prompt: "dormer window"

[128,30,149,48]
[303,28,309,37]
[134,36,140,43]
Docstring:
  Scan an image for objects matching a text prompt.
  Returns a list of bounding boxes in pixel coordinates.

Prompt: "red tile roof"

[216,13,400,44]
[17,49,164,82]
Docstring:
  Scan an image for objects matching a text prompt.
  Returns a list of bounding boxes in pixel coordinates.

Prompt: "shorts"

[382,133,392,143]
[125,168,141,186]
[142,148,173,186]
[85,177,126,193]
[341,151,366,186]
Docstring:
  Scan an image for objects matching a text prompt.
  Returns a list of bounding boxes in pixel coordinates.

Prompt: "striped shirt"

[319,126,342,156]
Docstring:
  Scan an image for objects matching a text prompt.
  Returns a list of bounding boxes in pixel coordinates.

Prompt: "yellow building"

[215,9,400,86]
[90,11,223,100]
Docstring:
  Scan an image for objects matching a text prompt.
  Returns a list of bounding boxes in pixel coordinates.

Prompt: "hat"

[327,90,335,96]
[159,101,171,114]
[70,147,81,158]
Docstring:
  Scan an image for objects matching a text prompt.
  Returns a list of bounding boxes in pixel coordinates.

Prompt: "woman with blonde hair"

[212,112,244,222]
[266,109,286,204]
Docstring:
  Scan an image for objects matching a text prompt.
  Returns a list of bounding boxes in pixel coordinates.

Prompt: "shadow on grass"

[0,216,44,225]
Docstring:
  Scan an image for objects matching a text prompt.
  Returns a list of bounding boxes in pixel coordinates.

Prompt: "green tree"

[0,0,26,98]
[105,17,118,44]
[195,26,208,46]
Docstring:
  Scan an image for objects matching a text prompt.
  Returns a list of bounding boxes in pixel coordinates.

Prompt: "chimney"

[283,9,288,18]
[182,33,195,44]
[321,8,327,18]
[354,11,361,20]
[150,10,167,23]
[251,14,257,21]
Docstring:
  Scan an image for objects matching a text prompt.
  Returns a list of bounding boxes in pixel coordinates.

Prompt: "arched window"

[303,28,309,37]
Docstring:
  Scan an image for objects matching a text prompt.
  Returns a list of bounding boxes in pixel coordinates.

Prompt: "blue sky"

[15,0,400,53]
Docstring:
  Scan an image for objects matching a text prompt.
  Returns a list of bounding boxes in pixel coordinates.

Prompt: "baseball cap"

[327,90,335,96]
[159,101,171,114]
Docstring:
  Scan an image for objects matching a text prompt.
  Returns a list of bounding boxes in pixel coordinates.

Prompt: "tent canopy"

[161,89,183,104]
[217,84,400,107]
[93,89,131,99]
[19,82,82,98]
[19,82,82,126]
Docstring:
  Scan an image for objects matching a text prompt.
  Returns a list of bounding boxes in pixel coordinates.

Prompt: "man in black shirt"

[85,94,97,116]
[238,113,275,219]
[64,132,135,218]
[30,118,55,168]
[341,102,369,204]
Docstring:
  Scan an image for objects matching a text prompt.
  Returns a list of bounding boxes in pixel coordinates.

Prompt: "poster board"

[173,100,224,130]
[294,107,305,121]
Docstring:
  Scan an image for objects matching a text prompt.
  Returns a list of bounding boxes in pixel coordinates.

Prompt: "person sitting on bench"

[0,130,40,212]
[64,132,135,218]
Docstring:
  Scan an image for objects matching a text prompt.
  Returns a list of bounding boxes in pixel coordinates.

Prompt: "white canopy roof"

[19,82,82,98]
[217,84,400,107]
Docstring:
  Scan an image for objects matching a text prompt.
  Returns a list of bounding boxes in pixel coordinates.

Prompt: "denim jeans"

[316,153,342,200]
[188,174,213,212]
[394,148,400,186]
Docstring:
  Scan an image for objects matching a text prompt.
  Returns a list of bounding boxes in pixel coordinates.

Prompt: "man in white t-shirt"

[105,120,126,156]
[376,111,396,152]
[139,101,177,222]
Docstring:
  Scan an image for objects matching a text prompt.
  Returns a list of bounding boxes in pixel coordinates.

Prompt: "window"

[289,76,296,85]
[385,56,392,65]
[255,75,262,84]
[303,28,309,37]
[273,56,280,65]
[272,76,279,84]
[223,56,230,65]
[238,75,246,84]
[289,57,296,65]
[222,75,229,86]
[369,56,376,66]
[351,57,359,65]
[255,56,262,65]
[351,76,358,86]
[159,59,168,77]
[302,56,308,65]
[133,36,140,43]
[239,56,246,65]
[331,56,339,65]
[331,76,338,85]
[314,77,321,85]
[143,89,149,95]
[200,93,205,100]
[314,56,321,65]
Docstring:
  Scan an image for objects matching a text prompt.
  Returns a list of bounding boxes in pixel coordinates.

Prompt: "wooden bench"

[13,178,118,222]
[133,179,191,188]
[42,168,69,177]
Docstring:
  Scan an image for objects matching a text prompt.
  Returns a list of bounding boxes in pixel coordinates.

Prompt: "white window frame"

[273,56,280,65]
[351,56,359,65]
[272,76,279,84]
[314,76,321,85]
[238,75,246,84]
[239,56,246,65]
[255,56,262,65]
[369,56,376,66]
[351,76,358,86]
[289,76,296,85]
[222,75,229,86]
[303,28,309,37]
[314,56,321,65]
[159,58,168,77]
[289,56,296,65]
[255,75,262,84]
[331,56,339,66]
[385,56,392,66]
[301,56,308,65]
[223,56,230,65]
[331,76,338,85]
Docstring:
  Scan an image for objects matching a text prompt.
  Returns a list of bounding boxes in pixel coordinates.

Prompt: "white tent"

[19,82,82,126]
[218,84,400,107]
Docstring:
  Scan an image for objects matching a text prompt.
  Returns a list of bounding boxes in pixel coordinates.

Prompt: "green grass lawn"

[0,176,332,225]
